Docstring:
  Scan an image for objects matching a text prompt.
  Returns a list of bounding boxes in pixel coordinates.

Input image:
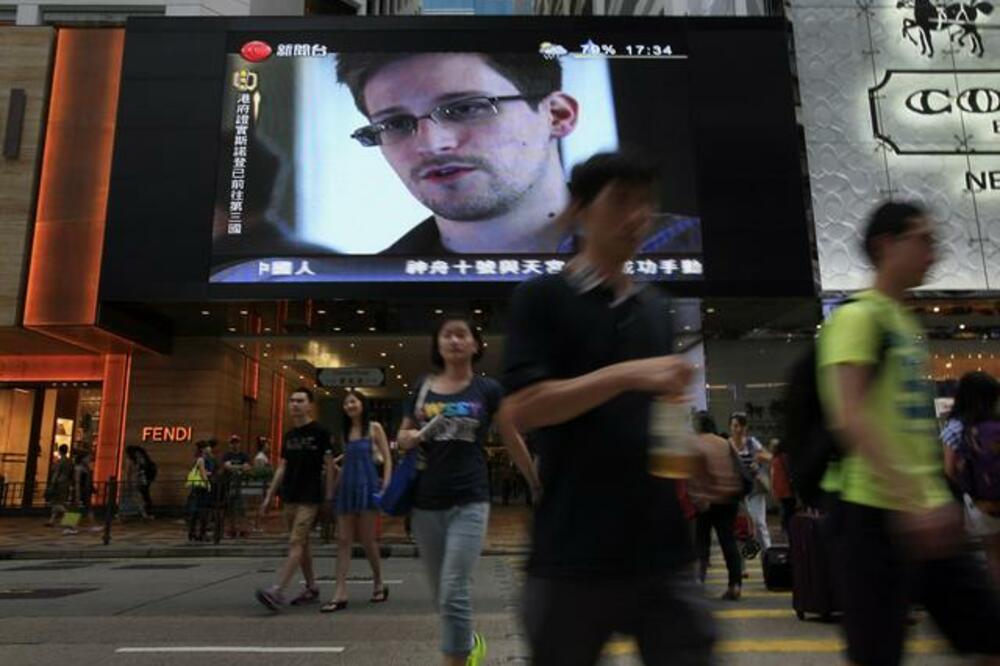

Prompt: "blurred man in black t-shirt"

[502,152,716,665]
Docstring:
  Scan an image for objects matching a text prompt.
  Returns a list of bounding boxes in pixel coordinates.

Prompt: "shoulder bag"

[377,378,432,516]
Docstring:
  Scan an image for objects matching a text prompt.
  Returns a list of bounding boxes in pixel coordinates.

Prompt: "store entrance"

[0,384,101,509]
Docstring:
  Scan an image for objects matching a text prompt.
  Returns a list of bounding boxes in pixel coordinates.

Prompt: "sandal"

[370,585,390,603]
[320,599,348,613]
[290,586,320,606]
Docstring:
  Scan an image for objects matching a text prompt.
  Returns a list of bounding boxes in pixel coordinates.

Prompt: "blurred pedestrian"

[941,371,1000,583]
[397,315,539,666]
[729,413,772,550]
[322,390,393,613]
[135,445,157,516]
[820,201,1000,666]
[66,451,95,533]
[501,152,715,665]
[254,436,271,468]
[769,438,796,543]
[44,444,74,527]
[222,434,251,538]
[255,388,335,611]
[121,446,150,522]
[693,412,744,601]
[185,441,213,541]
[250,436,272,533]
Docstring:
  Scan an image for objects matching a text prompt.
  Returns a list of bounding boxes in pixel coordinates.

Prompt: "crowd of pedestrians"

[43,443,153,534]
[42,152,1000,666]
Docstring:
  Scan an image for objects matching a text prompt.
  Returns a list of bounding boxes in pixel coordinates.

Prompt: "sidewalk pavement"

[0,505,531,560]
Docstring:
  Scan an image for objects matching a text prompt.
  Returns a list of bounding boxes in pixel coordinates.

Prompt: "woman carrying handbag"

[692,412,747,601]
[729,412,773,551]
[395,315,539,666]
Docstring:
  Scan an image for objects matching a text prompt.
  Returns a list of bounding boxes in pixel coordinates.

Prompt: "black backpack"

[782,299,888,508]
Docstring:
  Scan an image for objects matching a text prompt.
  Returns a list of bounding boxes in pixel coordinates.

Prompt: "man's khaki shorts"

[283,503,319,545]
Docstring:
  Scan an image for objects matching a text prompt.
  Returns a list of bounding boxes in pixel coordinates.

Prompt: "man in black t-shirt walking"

[502,152,716,665]
[255,387,335,611]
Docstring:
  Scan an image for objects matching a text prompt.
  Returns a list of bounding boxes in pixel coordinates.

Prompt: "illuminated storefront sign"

[141,425,192,442]
[870,71,1000,156]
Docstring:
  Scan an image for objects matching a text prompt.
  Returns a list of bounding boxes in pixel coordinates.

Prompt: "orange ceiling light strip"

[244,356,260,400]
[24,28,124,327]
[0,355,105,382]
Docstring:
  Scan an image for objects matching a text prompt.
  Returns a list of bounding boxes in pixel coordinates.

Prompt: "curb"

[0,544,530,561]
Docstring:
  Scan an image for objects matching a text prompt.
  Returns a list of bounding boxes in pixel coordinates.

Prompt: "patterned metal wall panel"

[791,0,997,292]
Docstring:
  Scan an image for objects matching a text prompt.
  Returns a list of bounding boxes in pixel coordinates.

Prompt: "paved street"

[0,553,967,665]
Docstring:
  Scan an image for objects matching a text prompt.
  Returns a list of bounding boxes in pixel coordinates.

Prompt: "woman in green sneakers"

[397,315,538,666]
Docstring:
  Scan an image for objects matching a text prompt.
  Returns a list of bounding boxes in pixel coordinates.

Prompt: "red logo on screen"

[241,41,273,63]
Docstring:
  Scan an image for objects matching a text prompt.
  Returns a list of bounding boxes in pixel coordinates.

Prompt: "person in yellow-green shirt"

[818,201,1000,666]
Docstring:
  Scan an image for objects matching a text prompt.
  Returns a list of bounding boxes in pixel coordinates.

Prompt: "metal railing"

[1,473,276,545]
[172,474,275,545]
[0,480,112,511]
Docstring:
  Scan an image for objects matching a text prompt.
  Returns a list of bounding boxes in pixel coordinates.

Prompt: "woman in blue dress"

[322,390,392,612]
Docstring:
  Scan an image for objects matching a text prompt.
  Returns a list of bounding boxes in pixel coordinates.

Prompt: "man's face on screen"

[362,54,557,222]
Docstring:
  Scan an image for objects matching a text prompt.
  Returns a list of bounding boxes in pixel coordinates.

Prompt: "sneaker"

[290,586,320,606]
[254,587,286,612]
[62,528,79,535]
[467,632,487,666]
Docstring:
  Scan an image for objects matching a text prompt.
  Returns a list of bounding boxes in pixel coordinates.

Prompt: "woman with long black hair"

[397,315,539,666]
[321,389,392,613]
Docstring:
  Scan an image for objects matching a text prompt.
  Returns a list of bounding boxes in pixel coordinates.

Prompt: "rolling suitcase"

[790,512,839,621]
[762,546,792,591]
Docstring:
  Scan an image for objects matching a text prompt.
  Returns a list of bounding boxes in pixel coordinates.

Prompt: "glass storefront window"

[0,385,102,508]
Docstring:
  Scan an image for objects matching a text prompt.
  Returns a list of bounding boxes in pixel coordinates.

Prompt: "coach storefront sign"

[791,0,1000,291]
[141,425,193,442]
[317,367,385,388]
[870,69,1000,191]
[871,70,1000,157]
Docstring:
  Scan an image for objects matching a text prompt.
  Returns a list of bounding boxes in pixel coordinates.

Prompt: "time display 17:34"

[624,44,674,56]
